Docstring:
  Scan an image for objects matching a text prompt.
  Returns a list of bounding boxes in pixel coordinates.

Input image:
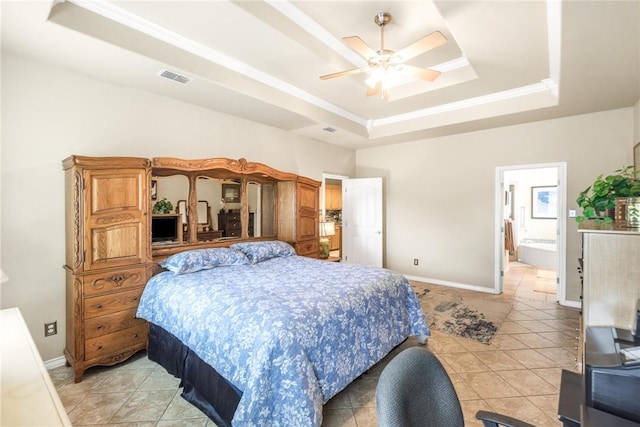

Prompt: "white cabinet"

[579,224,640,330]
[1,307,71,426]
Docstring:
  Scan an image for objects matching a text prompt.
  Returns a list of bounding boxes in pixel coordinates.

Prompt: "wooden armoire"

[63,156,151,382]
[63,155,320,381]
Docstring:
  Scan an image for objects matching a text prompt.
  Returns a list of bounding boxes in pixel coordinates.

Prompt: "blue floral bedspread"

[137,256,429,426]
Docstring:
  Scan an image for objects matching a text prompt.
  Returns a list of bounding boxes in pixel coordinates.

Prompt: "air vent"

[158,69,193,85]
[322,127,337,133]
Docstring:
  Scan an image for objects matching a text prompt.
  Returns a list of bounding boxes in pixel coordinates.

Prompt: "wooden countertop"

[578,222,640,235]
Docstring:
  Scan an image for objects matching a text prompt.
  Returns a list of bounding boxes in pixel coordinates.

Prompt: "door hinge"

[500,270,504,277]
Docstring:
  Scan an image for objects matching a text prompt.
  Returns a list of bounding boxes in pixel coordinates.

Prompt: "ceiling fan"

[320,12,447,100]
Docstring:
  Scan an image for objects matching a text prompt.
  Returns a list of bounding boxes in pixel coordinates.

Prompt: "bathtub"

[518,239,557,271]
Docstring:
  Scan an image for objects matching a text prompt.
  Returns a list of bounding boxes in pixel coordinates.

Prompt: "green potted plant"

[576,165,640,223]
[152,198,174,214]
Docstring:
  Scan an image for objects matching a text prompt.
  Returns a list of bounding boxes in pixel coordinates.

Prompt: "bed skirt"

[148,323,241,426]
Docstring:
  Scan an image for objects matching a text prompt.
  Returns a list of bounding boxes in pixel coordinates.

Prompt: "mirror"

[152,159,279,247]
[196,177,224,231]
[197,201,211,229]
[176,200,187,230]
[151,174,189,245]
[248,182,276,237]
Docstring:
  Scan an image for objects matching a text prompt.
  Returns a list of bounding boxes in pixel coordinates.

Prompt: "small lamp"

[319,221,336,259]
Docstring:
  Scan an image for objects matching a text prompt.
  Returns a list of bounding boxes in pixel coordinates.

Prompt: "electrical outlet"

[413,258,419,266]
[44,321,57,337]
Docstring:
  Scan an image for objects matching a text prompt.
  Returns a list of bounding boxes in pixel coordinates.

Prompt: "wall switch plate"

[569,209,577,218]
[413,259,419,266]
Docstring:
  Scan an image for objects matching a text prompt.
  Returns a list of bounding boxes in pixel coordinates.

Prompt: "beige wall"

[635,98,640,152]
[356,108,635,301]
[2,50,638,361]
[0,52,355,360]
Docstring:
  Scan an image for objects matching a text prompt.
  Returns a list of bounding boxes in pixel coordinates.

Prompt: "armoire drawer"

[84,324,148,361]
[82,266,147,297]
[84,308,146,339]
[84,288,144,319]
[296,240,319,258]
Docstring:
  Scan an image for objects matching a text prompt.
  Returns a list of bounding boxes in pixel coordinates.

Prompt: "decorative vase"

[615,198,628,227]
[319,238,330,259]
[625,197,640,228]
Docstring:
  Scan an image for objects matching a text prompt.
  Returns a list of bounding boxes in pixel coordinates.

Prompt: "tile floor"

[51,262,579,426]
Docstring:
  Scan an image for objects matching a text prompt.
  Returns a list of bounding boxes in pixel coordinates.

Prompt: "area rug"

[412,283,512,344]
[533,270,557,294]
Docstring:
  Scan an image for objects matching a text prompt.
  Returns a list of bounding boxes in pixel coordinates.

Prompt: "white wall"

[0,52,355,360]
[356,108,635,301]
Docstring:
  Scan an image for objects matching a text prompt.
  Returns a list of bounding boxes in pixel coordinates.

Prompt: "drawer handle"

[96,304,103,309]
[97,345,103,350]
[134,334,138,338]
[132,297,138,302]
[96,325,103,330]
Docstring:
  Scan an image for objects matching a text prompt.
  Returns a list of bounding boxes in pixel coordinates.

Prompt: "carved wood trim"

[89,272,141,291]
[73,277,84,361]
[62,155,150,170]
[96,213,136,224]
[73,170,83,269]
[152,157,300,181]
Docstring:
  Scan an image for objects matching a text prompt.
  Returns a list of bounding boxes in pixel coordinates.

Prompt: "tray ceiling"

[2,1,639,148]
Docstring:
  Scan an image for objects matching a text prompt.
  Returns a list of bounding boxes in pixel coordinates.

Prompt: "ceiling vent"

[158,69,193,85]
[322,127,337,133]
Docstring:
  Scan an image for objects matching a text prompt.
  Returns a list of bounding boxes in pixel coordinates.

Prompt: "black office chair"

[376,347,536,427]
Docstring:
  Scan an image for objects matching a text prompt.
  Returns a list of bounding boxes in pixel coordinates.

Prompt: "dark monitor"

[152,214,181,243]
[585,327,640,423]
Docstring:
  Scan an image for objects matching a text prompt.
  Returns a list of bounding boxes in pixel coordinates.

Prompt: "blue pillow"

[230,241,297,264]
[160,248,249,274]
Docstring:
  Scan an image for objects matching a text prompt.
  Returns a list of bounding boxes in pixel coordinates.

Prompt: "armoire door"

[83,168,148,271]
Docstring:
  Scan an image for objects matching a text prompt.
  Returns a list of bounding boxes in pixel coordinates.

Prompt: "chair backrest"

[376,346,464,427]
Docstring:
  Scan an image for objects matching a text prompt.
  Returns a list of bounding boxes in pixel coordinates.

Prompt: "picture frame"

[222,183,240,203]
[531,186,557,219]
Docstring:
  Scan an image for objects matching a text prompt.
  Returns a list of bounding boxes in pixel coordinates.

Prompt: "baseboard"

[404,274,500,295]
[561,299,581,309]
[44,355,66,370]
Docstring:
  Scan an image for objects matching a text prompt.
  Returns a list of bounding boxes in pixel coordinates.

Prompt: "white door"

[342,177,383,267]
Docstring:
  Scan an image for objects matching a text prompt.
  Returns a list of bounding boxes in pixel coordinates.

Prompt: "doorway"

[322,174,348,260]
[495,163,567,304]
[321,174,384,267]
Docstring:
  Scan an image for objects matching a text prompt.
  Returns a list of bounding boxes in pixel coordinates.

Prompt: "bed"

[136,241,429,426]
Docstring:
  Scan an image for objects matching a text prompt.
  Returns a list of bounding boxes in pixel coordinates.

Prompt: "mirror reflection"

[151,175,188,245]
[152,173,278,244]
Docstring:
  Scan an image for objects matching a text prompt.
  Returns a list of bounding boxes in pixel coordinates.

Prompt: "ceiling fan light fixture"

[319,12,447,99]
[365,67,386,88]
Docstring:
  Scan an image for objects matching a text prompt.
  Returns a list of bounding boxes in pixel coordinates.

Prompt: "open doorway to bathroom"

[496,163,567,304]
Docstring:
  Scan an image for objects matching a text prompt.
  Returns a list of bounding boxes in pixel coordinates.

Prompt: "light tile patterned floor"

[51,263,578,426]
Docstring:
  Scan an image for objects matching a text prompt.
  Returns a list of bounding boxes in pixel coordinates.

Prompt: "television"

[152,214,182,243]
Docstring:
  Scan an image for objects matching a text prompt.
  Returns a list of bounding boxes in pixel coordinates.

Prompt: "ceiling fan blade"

[395,31,447,61]
[400,64,442,82]
[319,68,365,80]
[343,36,378,59]
[366,81,382,97]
